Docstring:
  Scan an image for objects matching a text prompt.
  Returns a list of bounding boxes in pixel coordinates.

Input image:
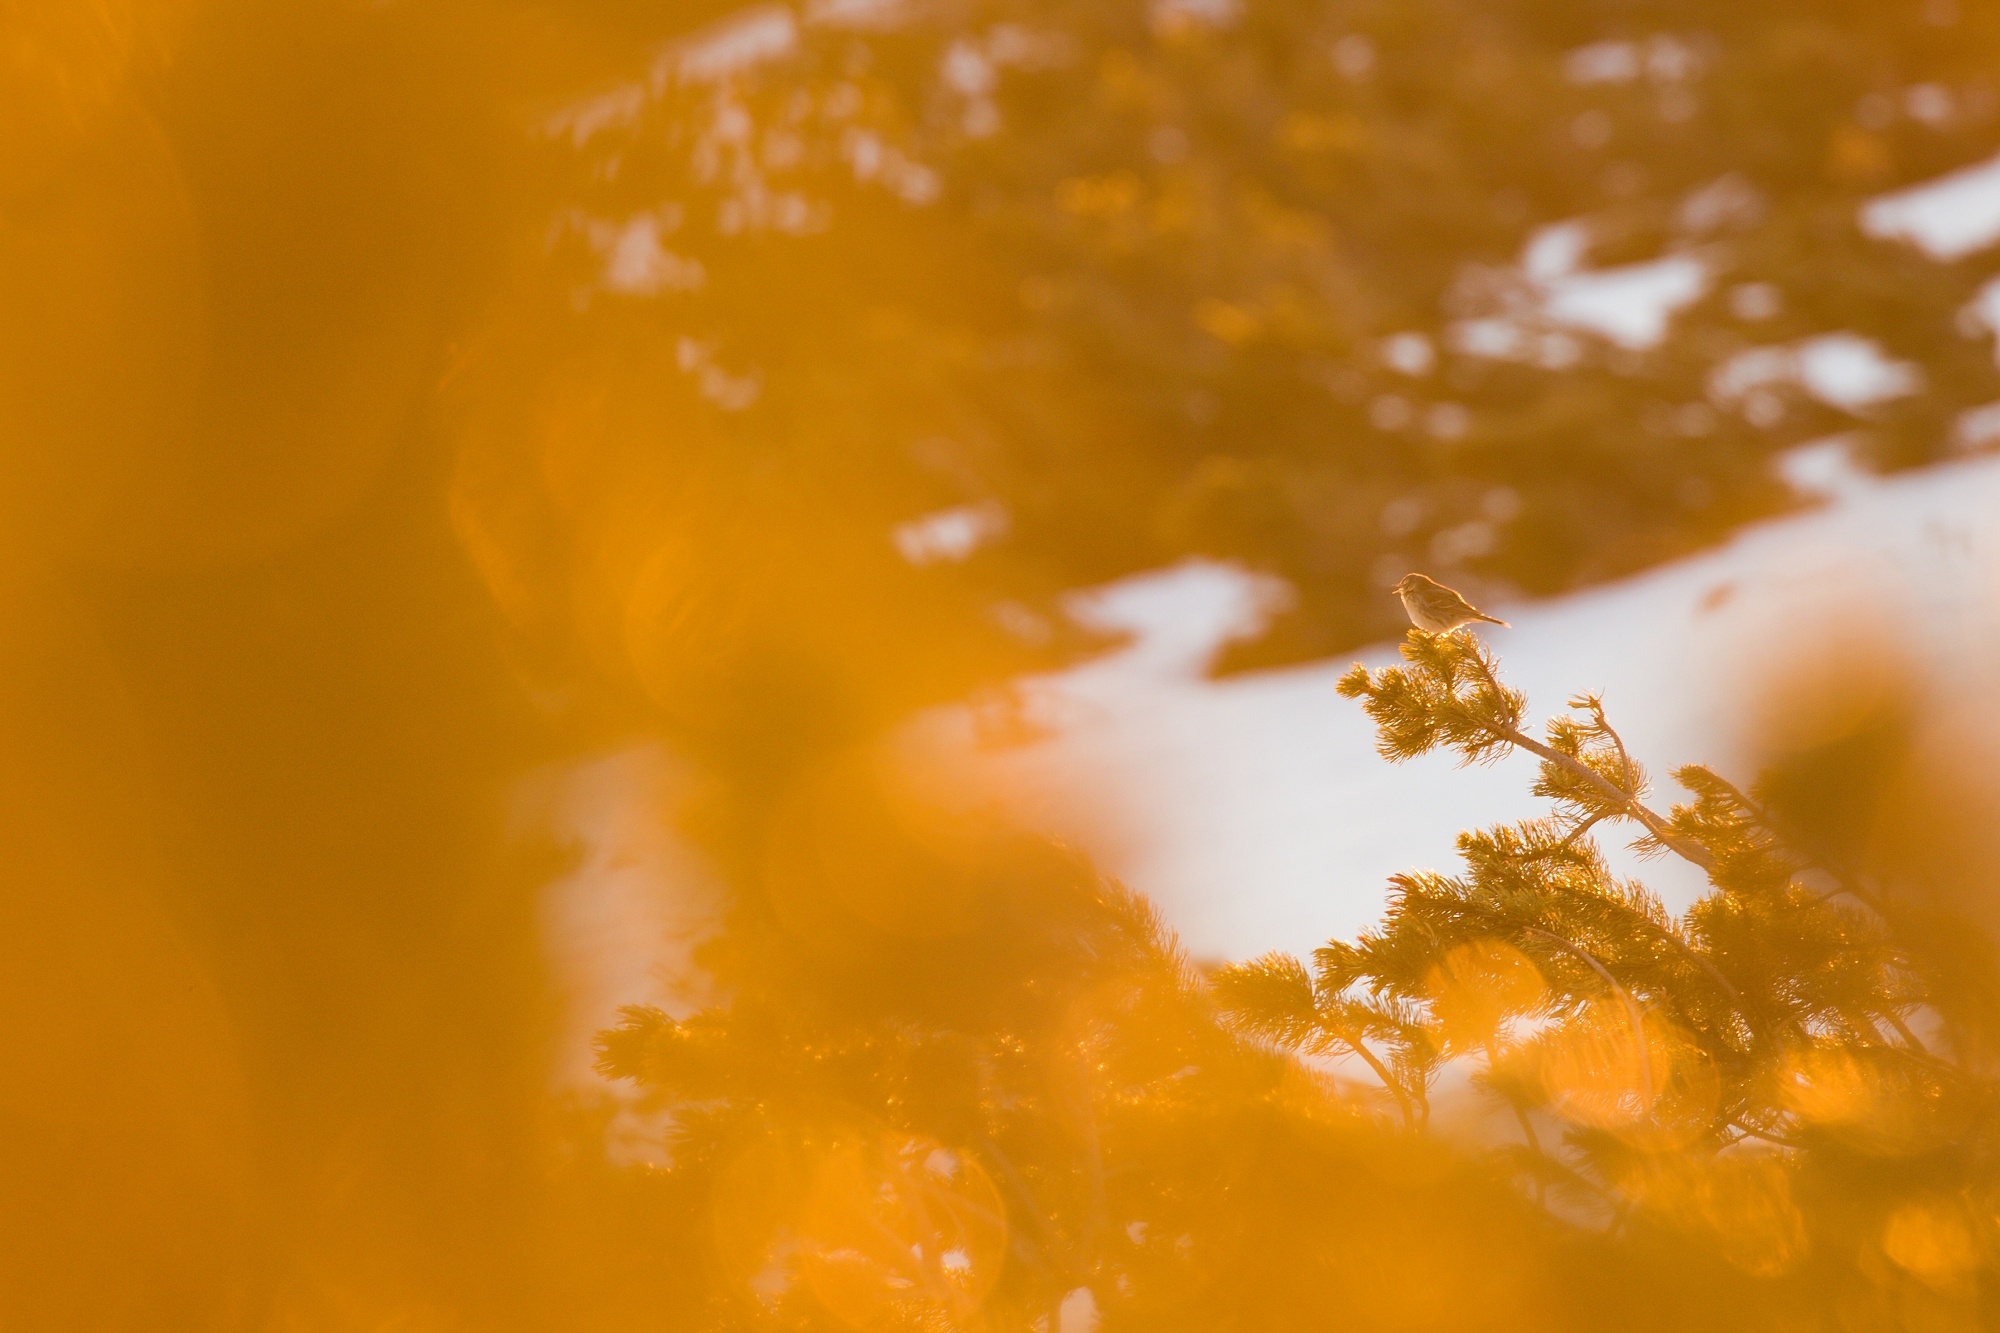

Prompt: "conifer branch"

[1510,843,1746,1015]
[1695,767,1885,912]
[1578,695,1638,796]
[1340,1024,1421,1126]
[1481,1037,1546,1160]
[1883,1010,1930,1057]
[1342,632,1716,870]
[1556,810,1610,851]
[1496,723,1714,872]
[1299,619,1972,1257]
[1511,924,1656,1093]
[1726,1120,1804,1150]
[1211,952,1426,1125]
[977,1139,1062,1270]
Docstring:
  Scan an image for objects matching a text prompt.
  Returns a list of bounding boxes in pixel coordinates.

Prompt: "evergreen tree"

[1216,628,2000,1326]
[493,0,2000,672]
[587,627,2000,1329]
[590,831,1789,1331]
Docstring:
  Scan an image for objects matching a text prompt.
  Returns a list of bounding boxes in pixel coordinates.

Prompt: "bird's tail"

[1475,613,1510,627]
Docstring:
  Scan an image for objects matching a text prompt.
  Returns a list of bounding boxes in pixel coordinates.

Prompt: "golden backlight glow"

[11,0,2000,1329]
[705,1129,1011,1326]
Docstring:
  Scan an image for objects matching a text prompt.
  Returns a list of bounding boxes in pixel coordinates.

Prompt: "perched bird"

[1394,572,1509,632]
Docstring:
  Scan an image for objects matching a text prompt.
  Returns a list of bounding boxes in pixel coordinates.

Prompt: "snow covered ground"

[904,441,2000,964]
[533,84,2000,1069]
[522,745,725,1087]
[538,443,2000,1081]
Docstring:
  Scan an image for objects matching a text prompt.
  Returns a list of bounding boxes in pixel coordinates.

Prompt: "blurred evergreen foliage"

[511,0,2000,666]
[1216,630,2000,1327]
[15,1,2000,1326]
[540,7,2000,1325]
[598,628,2000,1329]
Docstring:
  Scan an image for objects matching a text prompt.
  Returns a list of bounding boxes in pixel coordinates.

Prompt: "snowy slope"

[536,445,2000,1083]
[901,442,2000,964]
[533,98,2000,1094]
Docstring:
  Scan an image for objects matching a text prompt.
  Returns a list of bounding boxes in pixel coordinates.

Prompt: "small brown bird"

[1394,572,1510,632]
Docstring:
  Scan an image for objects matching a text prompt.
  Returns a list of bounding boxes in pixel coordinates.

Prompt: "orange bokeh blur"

[14,1,2000,1329]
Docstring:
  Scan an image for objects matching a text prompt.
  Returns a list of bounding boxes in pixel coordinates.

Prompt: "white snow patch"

[1451,221,1707,358]
[893,503,1009,565]
[1059,1288,1100,1333]
[1380,331,1436,377]
[596,213,705,295]
[1774,435,1872,502]
[1956,275,2000,365]
[544,6,803,148]
[654,5,800,87]
[1523,221,1590,283]
[1709,334,1921,415]
[1061,559,1291,679]
[1861,151,2000,261]
[901,453,2000,961]
[941,39,997,97]
[1151,0,1237,31]
[1543,254,1708,350]
[525,745,724,1090]
[1678,174,1764,234]
[1795,333,1924,411]
[805,0,908,29]
[1952,399,2000,452]
[675,338,762,411]
[1562,36,1700,86]
[545,83,648,149]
